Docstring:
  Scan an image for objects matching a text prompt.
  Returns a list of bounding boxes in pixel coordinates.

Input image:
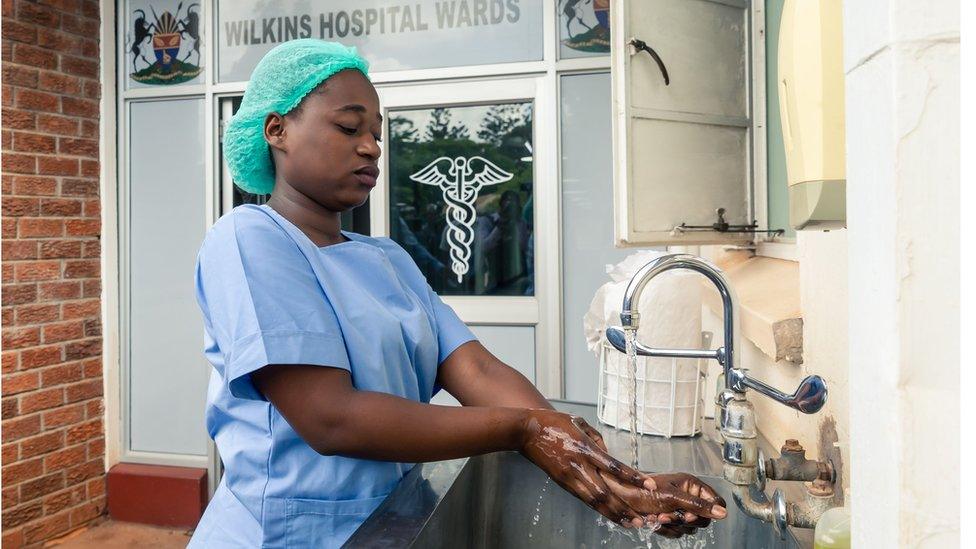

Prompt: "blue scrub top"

[188,204,476,548]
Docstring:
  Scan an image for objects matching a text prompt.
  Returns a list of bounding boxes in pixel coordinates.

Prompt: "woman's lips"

[354,172,378,187]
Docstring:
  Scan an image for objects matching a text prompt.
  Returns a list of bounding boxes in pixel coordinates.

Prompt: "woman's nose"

[358,136,381,159]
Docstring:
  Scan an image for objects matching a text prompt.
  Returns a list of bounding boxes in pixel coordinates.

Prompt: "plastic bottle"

[814,507,850,549]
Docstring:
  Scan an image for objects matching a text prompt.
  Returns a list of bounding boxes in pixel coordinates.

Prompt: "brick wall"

[2,1,106,546]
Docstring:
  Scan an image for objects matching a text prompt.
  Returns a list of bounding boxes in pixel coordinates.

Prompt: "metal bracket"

[675,208,785,236]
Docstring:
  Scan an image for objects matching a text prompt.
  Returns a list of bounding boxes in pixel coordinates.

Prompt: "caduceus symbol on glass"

[409,156,514,283]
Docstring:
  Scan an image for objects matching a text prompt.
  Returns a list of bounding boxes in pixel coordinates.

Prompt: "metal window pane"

[216,0,544,83]
[127,98,209,456]
[388,103,534,296]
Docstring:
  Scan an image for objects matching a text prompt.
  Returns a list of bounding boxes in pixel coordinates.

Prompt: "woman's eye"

[338,125,357,134]
[373,134,383,143]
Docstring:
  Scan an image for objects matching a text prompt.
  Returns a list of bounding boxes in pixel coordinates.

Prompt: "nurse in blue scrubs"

[189,40,726,548]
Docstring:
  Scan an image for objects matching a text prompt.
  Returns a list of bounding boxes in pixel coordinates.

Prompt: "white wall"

[844,0,959,546]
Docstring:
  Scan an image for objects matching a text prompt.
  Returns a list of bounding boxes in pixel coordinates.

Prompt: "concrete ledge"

[703,255,803,363]
[107,463,207,529]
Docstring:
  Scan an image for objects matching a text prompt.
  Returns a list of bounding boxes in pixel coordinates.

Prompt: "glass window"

[124,0,205,89]
[558,0,611,60]
[216,0,544,83]
[388,103,534,296]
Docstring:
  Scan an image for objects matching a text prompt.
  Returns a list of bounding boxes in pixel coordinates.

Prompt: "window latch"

[675,208,785,236]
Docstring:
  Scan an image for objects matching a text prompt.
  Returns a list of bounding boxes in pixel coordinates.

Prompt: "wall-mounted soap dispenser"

[778,0,846,230]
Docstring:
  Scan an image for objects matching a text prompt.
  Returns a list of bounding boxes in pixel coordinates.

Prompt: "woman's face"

[268,69,382,211]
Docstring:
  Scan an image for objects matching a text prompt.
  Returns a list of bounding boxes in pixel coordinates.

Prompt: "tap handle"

[729,369,828,414]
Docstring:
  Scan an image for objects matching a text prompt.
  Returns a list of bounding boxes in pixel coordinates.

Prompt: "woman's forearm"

[436,341,553,409]
[318,390,531,462]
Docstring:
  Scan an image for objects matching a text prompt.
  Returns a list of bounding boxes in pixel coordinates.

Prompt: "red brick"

[65,379,101,403]
[2,263,14,284]
[37,156,78,176]
[2,326,40,349]
[2,64,38,87]
[60,96,96,118]
[86,437,103,459]
[65,419,100,446]
[86,476,105,498]
[19,345,62,369]
[79,159,98,177]
[57,137,97,158]
[60,299,98,319]
[1,306,13,327]
[82,199,99,218]
[2,500,43,529]
[2,413,41,441]
[18,217,63,237]
[2,397,18,420]
[60,55,96,79]
[37,70,81,94]
[82,79,100,100]
[2,18,37,44]
[4,218,18,237]
[17,2,60,27]
[43,444,85,472]
[64,457,102,485]
[23,508,71,543]
[41,320,84,343]
[2,240,38,260]
[1,84,12,106]
[3,441,20,463]
[15,260,61,282]
[12,175,56,195]
[2,351,18,373]
[2,196,40,217]
[1,457,44,485]
[40,197,83,216]
[82,318,100,337]
[15,303,60,324]
[2,284,37,306]
[12,43,58,70]
[20,388,64,414]
[41,401,84,429]
[81,359,100,378]
[60,178,96,197]
[42,485,84,515]
[83,397,101,419]
[2,108,36,130]
[36,113,79,136]
[2,152,36,173]
[81,279,100,297]
[38,280,80,301]
[20,471,65,500]
[64,218,98,236]
[38,240,80,259]
[3,485,19,510]
[61,13,99,37]
[2,527,25,548]
[12,131,56,153]
[79,117,97,136]
[63,259,98,278]
[64,339,99,361]
[40,363,83,388]
[20,430,64,458]
[70,497,104,528]
[14,87,59,112]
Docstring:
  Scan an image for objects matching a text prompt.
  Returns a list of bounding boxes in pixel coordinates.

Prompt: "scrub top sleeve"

[196,213,351,401]
[426,285,477,365]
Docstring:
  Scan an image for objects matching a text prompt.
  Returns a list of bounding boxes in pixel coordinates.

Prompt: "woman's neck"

[266,191,347,247]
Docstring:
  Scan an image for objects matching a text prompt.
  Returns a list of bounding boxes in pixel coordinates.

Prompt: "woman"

[190,39,725,548]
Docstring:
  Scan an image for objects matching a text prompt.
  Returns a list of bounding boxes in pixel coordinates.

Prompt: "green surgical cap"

[223,39,371,195]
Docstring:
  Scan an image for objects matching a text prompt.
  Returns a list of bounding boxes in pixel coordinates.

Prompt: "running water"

[625,328,640,469]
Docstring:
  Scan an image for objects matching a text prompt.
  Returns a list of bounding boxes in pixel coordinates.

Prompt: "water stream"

[625,328,640,469]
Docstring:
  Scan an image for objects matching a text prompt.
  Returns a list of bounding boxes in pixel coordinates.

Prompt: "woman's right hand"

[518,409,653,527]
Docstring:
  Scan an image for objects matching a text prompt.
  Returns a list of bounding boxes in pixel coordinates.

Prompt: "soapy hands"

[519,410,726,537]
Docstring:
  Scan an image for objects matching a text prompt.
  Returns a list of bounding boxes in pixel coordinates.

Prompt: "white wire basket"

[596,340,706,438]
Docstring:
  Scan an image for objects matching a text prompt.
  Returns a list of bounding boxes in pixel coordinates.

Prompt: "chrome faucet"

[605,254,835,538]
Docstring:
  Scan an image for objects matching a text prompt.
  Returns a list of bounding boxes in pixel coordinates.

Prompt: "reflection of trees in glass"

[389,102,534,296]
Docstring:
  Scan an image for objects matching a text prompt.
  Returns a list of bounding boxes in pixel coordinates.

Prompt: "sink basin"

[347,451,800,548]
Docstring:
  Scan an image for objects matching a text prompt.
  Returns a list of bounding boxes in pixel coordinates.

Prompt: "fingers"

[579,421,609,453]
[658,487,727,519]
[588,451,646,487]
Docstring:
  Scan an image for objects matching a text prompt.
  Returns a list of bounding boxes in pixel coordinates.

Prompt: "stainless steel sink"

[345,401,803,548]
[348,451,799,548]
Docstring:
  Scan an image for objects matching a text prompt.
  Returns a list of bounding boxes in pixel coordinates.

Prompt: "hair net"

[223,39,371,195]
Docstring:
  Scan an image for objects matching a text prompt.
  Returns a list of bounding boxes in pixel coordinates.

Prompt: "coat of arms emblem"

[128,3,203,85]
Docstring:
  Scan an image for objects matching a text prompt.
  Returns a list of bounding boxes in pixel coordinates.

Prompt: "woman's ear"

[264,112,287,154]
